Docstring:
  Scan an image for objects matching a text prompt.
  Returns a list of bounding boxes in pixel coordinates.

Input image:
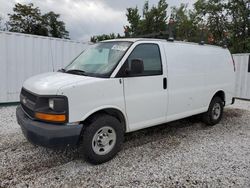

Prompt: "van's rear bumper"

[16,106,83,148]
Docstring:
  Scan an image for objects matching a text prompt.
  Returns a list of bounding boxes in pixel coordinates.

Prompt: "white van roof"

[104,38,225,49]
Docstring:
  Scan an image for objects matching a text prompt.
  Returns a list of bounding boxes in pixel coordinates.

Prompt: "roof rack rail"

[132,31,169,39]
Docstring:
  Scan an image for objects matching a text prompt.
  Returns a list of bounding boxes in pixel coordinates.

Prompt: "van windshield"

[65,41,132,77]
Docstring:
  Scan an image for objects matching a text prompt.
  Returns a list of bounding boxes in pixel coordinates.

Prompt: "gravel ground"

[0,100,249,188]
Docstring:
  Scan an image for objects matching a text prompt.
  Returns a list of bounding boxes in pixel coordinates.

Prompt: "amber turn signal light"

[35,112,66,123]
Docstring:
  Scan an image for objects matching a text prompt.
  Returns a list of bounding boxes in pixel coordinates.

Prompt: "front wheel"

[202,97,224,126]
[80,114,124,164]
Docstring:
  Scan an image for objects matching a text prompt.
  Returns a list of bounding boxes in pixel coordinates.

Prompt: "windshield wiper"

[58,68,66,72]
[65,69,87,76]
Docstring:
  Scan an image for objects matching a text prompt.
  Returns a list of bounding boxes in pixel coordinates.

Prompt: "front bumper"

[16,105,83,148]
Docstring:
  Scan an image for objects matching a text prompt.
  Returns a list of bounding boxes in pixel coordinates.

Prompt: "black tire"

[202,96,224,126]
[80,113,124,164]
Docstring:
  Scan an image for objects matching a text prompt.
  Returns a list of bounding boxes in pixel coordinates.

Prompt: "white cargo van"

[16,39,235,164]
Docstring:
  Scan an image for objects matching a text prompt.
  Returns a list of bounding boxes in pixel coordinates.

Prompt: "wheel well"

[213,90,225,104]
[82,108,127,132]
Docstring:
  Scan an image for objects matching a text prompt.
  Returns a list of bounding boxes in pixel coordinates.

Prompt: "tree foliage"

[7,3,69,39]
[226,0,250,53]
[3,1,248,53]
[171,4,197,41]
[43,11,69,39]
[90,33,121,43]
[125,7,141,36]
[121,0,249,53]
[0,16,3,30]
[124,0,168,36]
[191,0,250,53]
[7,3,46,35]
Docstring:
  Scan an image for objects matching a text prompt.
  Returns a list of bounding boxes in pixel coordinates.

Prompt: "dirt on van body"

[0,100,250,188]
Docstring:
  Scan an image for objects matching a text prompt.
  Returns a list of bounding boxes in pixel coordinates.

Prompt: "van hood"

[23,72,97,95]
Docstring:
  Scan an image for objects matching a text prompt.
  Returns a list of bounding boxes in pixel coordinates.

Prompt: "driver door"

[117,42,168,131]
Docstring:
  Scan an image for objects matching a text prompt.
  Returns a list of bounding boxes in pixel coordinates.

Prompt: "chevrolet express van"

[16,39,235,164]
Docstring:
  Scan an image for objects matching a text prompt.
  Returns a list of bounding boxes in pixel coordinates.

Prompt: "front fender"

[80,105,129,132]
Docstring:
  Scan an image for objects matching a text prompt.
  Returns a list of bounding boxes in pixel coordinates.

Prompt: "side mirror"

[129,59,144,75]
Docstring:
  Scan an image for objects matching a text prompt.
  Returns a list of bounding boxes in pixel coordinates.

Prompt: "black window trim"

[115,43,163,78]
[248,55,250,73]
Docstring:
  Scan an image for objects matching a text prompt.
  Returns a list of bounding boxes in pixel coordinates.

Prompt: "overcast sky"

[0,0,196,41]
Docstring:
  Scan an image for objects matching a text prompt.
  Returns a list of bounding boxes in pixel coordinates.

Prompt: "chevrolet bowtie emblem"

[22,97,27,104]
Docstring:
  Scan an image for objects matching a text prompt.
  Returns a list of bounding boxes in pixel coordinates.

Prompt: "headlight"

[49,99,54,110]
[35,96,68,123]
[48,98,67,113]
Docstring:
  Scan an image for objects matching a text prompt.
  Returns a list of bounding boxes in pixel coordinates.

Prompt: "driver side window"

[117,43,162,77]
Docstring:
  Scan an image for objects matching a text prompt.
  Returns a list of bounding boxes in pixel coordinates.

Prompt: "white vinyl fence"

[0,32,249,103]
[0,31,89,103]
[234,53,250,100]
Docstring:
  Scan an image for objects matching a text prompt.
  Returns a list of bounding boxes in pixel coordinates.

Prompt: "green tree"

[43,11,69,39]
[206,0,227,43]
[140,1,154,34]
[192,0,250,52]
[90,33,121,43]
[153,0,168,32]
[91,0,249,53]
[191,0,210,44]
[171,4,195,41]
[190,0,228,44]
[192,0,207,25]
[7,3,69,38]
[124,0,168,36]
[125,7,141,36]
[140,0,168,34]
[0,16,3,30]
[7,3,47,36]
[227,0,250,53]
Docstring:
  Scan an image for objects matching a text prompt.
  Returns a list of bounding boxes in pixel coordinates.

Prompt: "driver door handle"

[163,77,167,90]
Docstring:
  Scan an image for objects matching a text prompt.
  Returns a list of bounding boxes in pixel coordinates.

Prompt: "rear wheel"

[202,97,224,126]
[80,114,124,164]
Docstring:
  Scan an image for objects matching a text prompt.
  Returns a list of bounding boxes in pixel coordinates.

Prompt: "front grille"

[21,103,35,118]
[21,88,37,103]
[20,88,38,118]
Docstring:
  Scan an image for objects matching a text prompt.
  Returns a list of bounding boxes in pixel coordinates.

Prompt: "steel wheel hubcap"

[212,103,221,120]
[92,126,116,155]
